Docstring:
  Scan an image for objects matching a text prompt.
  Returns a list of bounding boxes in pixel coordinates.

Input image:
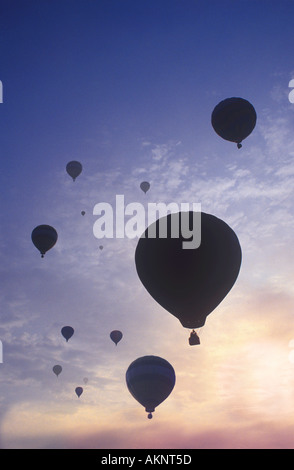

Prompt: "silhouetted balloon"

[66,161,82,181]
[53,365,62,377]
[31,225,58,258]
[81,211,85,216]
[140,181,150,194]
[110,330,123,345]
[135,211,241,342]
[83,377,88,384]
[99,245,103,250]
[211,97,256,148]
[61,326,74,342]
[75,386,83,397]
[126,355,176,419]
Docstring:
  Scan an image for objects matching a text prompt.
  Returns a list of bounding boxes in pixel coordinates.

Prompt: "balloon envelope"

[53,365,62,377]
[211,97,256,148]
[31,225,58,257]
[110,330,123,345]
[135,211,242,329]
[75,387,83,397]
[140,181,150,193]
[66,161,82,181]
[126,355,176,418]
[61,326,74,342]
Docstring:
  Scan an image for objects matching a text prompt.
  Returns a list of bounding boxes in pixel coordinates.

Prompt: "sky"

[1,0,294,450]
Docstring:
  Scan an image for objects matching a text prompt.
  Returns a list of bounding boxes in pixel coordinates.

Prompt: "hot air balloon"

[83,377,88,384]
[135,211,242,344]
[81,211,85,216]
[140,181,150,194]
[211,97,256,148]
[75,386,83,397]
[61,326,74,342]
[66,161,82,181]
[126,355,176,419]
[31,225,58,258]
[110,330,123,345]
[52,365,62,377]
[99,245,103,250]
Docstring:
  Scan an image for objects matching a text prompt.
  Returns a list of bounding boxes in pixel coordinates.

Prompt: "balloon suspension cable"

[197,326,203,336]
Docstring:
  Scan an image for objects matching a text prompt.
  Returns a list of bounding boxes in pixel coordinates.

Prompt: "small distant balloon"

[81,211,85,216]
[140,181,150,194]
[66,161,82,181]
[31,225,58,258]
[99,245,103,250]
[52,365,62,377]
[61,326,74,342]
[83,377,88,384]
[75,386,83,397]
[110,330,123,345]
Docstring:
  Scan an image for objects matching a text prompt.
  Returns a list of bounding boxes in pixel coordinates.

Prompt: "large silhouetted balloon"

[211,97,256,148]
[61,326,74,342]
[66,161,82,181]
[126,355,176,419]
[75,387,83,397]
[110,330,123,345]
[140,181,150,194]
[53,365,62,377]
[31,225,58,258]
[135,211,241,343]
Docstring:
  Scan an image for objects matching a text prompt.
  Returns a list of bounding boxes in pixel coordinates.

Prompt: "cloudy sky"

[1,0,294,450]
